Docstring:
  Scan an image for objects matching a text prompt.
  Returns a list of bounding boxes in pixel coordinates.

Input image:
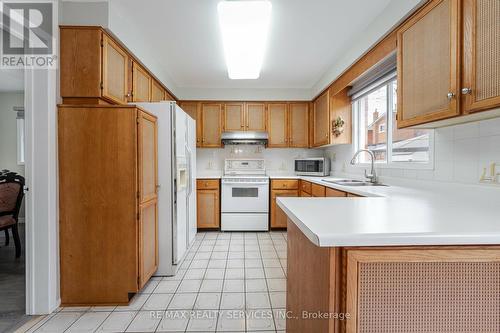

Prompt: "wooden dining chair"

[0,172,25,258]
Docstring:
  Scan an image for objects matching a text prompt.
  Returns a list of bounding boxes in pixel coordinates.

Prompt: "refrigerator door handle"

[186,146,193,196]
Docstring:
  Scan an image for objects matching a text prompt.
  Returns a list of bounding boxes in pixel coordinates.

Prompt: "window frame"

[352,78,435,170]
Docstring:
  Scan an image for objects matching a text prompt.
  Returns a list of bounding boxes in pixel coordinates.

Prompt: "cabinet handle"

[461,88,472,95]
[126,93,131,98]
[447,92,455,100]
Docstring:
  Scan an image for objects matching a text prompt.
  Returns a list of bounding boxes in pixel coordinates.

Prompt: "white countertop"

[197,171,222,179]
[276,175,500,247]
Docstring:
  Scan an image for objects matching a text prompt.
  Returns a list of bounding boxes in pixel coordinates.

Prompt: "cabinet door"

[137,111,158,288]
[325,187,347,197]
[397,0,461,128]
[330,88,352,145]
[197,189,220,228]
[267,103,288,147]
[462,0,500,114]
[132,62,152,102]
[313,90,330,147]
[311,184,326,197]
[102,35,129,104]
[150,80,165,102]
[271,189,298,228]
[224,102,245,131]
[201,103,223,147]
[246,103,267,131]
[300,191,311,197]
[138,200,158,288]
[289,102,309,148]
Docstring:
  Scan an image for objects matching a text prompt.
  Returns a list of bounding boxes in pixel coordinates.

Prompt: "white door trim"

[24,67,60,315]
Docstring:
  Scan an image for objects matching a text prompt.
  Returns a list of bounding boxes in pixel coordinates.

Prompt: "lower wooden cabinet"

[197,179,220,229]
[325,187,347,197]
[311,183,326,197]
[300,180,312,196]
[271,179,299,229]
[58,105,158,305]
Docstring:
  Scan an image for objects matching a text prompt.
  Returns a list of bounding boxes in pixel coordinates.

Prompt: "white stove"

[221,159,269,231]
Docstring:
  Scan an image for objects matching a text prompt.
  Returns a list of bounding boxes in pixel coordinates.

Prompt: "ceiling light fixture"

[217,0,272,80]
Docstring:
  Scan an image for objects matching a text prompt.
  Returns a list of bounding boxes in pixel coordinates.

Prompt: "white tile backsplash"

[196,146,322,176]
[324,117,500,185]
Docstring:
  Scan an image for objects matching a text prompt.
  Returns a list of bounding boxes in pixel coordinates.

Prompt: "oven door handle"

[222,182,268,185]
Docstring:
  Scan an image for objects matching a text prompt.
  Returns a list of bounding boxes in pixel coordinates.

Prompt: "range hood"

[221,131,268,145]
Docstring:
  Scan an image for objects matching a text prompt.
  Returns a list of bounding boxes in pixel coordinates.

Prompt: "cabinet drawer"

[311,183,326,197]
[325,187,347,197]
[300,180,312,194]
[197,179,220,190]
[272,179,299,190]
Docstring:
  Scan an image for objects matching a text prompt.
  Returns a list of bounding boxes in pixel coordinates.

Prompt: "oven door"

[221,180,269,213]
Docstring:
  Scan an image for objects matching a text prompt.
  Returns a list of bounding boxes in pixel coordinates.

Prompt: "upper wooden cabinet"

[246,103,267,131]
[289,102,309,148]
[224,102,245,131]
[60,26,175,105]
[312,90,330,147]
[330,88,352,145]
[462,0,500,114]
[201,103,223,147]
[397,0,461,127]
[267,103,288,147]
[150,80,165,102]
[132,62,152,102]
[101,35,130,104]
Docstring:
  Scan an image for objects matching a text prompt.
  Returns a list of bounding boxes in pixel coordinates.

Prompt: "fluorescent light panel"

[217,0,272,80]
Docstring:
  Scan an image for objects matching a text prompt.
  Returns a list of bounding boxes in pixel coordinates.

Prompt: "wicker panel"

[358,262,500,333]
[475,0,500,101]
[401,0,451,119]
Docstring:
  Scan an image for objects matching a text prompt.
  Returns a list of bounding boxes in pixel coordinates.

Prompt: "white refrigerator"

[133,102,197,276]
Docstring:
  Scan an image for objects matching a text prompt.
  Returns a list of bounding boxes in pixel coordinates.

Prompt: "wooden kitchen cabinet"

[60,26,175,105]
[300,180,312,196]
[462,0,500,114]
[267,103,288,147]
[311,183,326,197]
[197,179,220,229]
[150,79,165,102]
[271,179,299,229]
[397,0,461,128]
[224,102,245,131]
[312,90,330,147]
[132,62,152,102]
[179,102,202,147]
[102,34,130,104]
[58,104,158,305]
[288,102,309,148]
[246,103,267,131]
[330,88,352,145]
[200,103,223,147]
[325,187,347,197]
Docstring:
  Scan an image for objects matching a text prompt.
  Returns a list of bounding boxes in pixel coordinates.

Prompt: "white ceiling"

[63,0,423,99]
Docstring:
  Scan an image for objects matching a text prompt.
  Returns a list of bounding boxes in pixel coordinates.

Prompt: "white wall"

[325,116,500,185]
[197,146,323,176]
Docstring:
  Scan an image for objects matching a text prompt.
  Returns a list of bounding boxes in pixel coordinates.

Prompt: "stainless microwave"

[294,157,330,176]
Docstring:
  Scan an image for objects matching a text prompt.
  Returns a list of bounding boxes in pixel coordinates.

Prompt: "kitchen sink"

[321,179,388,187]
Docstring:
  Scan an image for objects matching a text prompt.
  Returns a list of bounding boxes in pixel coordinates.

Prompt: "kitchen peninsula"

[277,180,500,333]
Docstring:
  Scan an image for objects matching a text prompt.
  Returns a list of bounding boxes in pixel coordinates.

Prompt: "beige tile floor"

[22,231,287,333]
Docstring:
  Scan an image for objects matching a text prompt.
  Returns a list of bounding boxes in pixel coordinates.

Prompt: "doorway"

[0,68,31,331]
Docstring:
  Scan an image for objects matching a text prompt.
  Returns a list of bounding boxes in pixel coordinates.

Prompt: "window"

[353,78,433,167]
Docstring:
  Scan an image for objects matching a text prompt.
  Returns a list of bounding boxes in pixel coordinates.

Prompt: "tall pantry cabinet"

[58,104,158,305]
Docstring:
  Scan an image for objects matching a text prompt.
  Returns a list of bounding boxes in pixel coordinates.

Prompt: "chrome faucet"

[350,149,378,184]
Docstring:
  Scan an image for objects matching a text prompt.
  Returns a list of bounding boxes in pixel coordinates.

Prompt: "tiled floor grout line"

[257,234,277,332]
